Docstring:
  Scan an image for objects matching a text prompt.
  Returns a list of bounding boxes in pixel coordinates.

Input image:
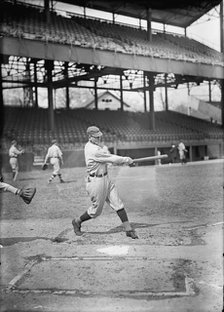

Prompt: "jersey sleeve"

[0,182,18,194]
[93,150,129,165]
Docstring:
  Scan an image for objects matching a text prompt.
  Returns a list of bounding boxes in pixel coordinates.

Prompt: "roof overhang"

[55,0,222,28]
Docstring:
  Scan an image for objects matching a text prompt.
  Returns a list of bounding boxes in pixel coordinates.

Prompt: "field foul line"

[185,221,224,230]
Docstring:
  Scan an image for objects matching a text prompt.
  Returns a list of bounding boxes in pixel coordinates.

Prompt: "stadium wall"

[1,141,223,173]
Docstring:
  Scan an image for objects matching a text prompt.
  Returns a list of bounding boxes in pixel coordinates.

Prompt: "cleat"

[60,179,65,183]
[126,230,139,239]
[72,219,83,236]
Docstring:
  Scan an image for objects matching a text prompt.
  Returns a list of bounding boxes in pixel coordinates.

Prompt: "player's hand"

[124,157,133,165]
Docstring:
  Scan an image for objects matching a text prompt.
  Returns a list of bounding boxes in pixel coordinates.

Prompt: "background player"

[178,139,188,164]
[72,126,138,239]
[43,139,65,183]
[8,140,24,181]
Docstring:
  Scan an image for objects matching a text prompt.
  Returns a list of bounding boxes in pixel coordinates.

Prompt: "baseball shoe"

[72,219,83,236]
[126,230,139,239]
[60,179,65,183]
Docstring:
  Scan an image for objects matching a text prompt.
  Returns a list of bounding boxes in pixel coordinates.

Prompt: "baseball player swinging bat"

[132,154,168,164]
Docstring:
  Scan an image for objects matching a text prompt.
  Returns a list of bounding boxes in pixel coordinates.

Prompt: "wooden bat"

[132,154,168,163]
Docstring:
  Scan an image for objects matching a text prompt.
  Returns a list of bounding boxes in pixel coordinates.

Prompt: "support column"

[164,73,168,111]
[143,72,147,112]
[46,60,54,133]
[94,77,98,109]
[220,2,224,128]
[33,60,38,108]
[120,74,124,111]
[220,1,224,53]
[208,80,212,102]
[221,79,224,128]
[44,0,50,24]
[148,73,155,130]
[64,62,70,110]
[23,60,33,107]
[189,145,193,162]
[0,57,4,141]
[146,8,152,41]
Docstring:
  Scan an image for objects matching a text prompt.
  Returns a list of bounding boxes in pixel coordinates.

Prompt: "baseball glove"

[42,163,48,170]
[19,187,36,204]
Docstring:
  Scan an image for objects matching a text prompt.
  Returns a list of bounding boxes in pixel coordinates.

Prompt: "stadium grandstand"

[0,0,224,170]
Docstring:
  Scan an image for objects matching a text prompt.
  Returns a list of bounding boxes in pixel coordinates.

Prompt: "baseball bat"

[132,154,168,163]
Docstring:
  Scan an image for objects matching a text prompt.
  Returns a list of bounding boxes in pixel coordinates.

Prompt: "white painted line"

[10,276,195,297]
[186,221,224,230]
[7,259,38,290]
[97,245,130,256]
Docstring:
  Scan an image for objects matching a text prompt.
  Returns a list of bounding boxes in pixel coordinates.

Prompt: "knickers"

[86,175,124,218]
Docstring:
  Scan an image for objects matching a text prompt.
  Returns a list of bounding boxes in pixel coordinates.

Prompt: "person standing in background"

[178,140,188,165]
[9,140,24,181]
[43,139,65,183]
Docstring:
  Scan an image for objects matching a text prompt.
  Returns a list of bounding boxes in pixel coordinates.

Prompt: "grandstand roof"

[58,0,221,28]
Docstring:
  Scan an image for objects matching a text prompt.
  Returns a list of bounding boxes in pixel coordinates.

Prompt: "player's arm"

[44,150,50,164]
[0,181,19,194]
[0,181,36,204]
[12,146,24,155]
[57,147,63,165]
[93,151,133,165]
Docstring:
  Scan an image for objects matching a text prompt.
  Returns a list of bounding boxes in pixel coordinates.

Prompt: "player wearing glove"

[8,140,24,181]
[44,139,64,183]
[0,175,36,204]
[72,126,138,239]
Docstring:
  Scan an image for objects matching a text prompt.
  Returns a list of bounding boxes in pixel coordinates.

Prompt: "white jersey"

[84,141,129,176]
[45,144,63,160]
[178,142,186,152]
[9,145,21,158]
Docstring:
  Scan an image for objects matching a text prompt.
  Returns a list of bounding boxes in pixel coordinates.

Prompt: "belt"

[10,156,17,158]
[89,172,107,178]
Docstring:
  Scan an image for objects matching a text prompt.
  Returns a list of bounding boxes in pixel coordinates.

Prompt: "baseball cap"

[51,139,57,144]
[87,126,103,137]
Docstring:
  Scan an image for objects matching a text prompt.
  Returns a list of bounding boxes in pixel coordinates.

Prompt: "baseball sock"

[117,208,132,231]
[77,211,92,225]
[49,174,56,182]
[58,174,64,182]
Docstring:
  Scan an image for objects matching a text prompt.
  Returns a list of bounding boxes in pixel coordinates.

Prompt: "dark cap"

[11,140,17,145]
[51,139,57,144]
[87,126,103,137]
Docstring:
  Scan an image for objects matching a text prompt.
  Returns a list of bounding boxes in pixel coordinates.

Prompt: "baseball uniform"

[44,141,64,183]
[85,140,131,218]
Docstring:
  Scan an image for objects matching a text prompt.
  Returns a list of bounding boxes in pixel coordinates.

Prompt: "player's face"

[91,135,102,145]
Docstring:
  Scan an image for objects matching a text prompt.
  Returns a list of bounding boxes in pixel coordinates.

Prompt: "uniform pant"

[179,151,185,160]
[9,157,18,173]
[86,175,124,218]
[50,157,61,175]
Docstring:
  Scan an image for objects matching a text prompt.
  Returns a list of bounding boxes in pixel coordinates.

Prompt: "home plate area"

[8,254,197,299]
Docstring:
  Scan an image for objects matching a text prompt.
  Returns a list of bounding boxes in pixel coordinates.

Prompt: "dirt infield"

[0,160,223,311]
